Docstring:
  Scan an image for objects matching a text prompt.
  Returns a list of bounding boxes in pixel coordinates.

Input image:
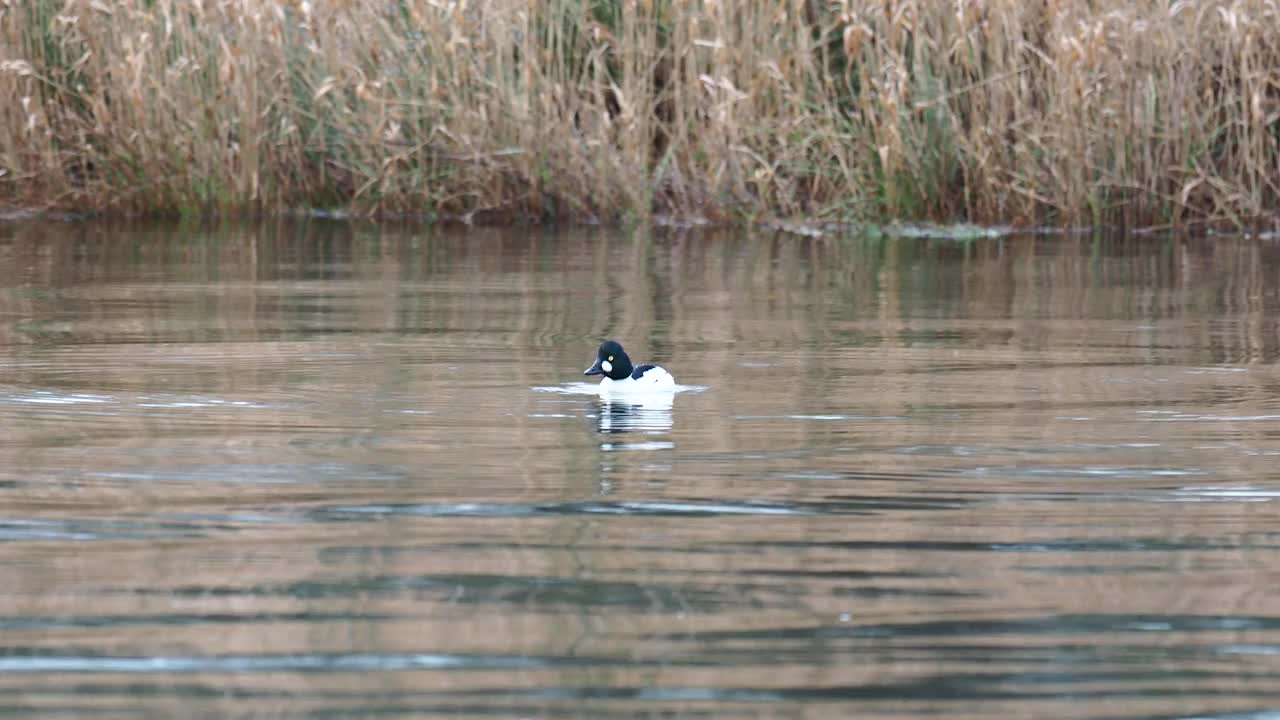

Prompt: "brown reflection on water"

[2,222,1280,717]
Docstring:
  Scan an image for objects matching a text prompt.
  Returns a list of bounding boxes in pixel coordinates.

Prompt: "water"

[2,222,1280,718]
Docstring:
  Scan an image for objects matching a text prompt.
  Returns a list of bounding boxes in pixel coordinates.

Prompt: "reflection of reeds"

[1,2,1278,225]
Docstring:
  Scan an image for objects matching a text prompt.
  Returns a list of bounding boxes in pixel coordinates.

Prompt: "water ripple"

[0,652,561,673]
[314,500,811,519]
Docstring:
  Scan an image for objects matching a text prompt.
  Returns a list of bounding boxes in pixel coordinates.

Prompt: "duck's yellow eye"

[608,355,614,361]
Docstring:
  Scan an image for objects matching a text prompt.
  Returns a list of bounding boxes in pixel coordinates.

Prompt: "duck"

[583,340,676,390]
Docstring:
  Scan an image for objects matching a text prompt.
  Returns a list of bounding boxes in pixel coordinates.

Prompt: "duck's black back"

[630,364,657,380]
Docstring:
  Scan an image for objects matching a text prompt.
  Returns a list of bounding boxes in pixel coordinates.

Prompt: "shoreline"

[6,203,1280,243]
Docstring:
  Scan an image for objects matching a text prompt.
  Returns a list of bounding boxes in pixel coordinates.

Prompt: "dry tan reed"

[1,0,1278,226]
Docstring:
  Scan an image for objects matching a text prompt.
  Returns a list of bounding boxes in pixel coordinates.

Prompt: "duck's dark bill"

[583,359,604,376]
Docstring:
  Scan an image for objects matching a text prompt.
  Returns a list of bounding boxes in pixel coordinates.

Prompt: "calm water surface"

[2,222,1280,718]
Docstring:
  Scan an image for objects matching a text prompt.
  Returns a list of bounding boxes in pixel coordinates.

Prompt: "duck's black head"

[583,340,633,380]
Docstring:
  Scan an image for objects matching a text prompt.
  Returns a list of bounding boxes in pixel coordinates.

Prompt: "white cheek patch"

[601,360,613,373]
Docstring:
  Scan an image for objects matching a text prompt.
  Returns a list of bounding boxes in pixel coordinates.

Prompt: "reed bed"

[1,0,1278,226]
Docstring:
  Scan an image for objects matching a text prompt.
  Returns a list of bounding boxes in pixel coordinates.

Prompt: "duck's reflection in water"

[593,392,674,435]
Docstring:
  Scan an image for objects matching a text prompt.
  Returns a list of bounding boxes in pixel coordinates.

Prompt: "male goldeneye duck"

[583,340,675,389]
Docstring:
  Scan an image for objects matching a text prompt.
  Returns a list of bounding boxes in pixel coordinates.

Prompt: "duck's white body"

[599,365,676,391]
